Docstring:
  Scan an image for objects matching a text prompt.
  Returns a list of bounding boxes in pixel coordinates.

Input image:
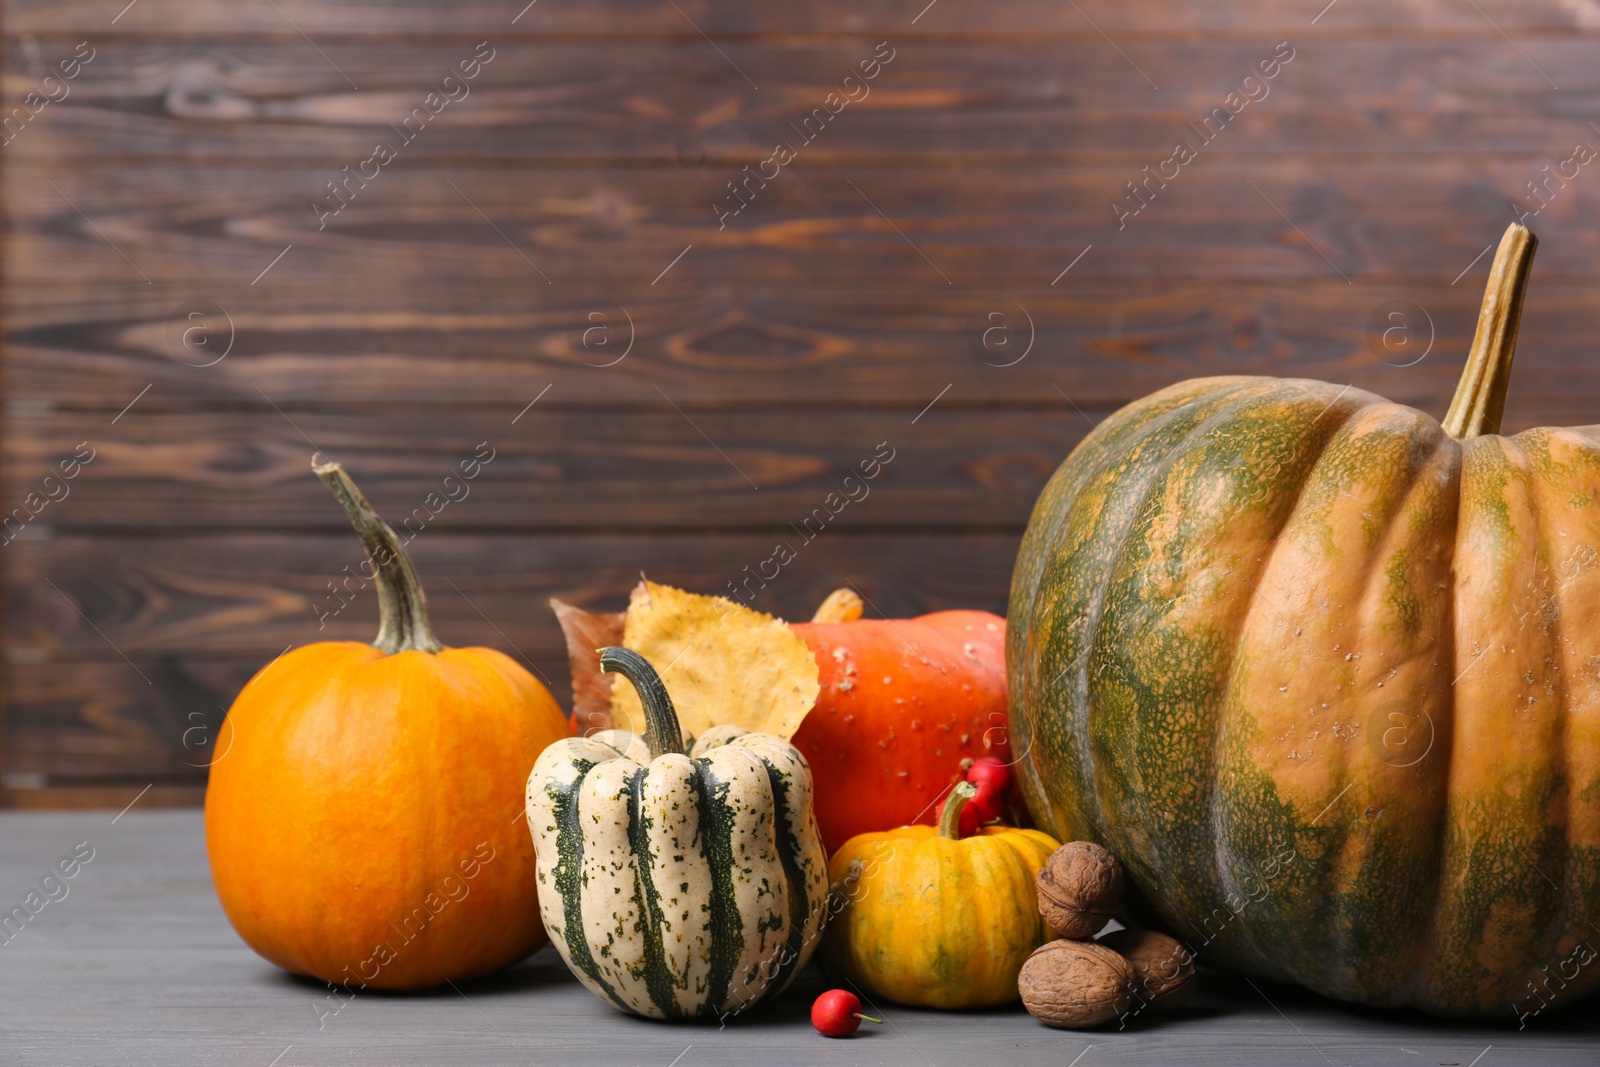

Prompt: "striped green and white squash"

[525,647,829,1019]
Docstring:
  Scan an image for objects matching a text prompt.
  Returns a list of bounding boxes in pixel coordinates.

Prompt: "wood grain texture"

[0,409,1084,528]
[2,533,1019,784]
[5,0,1594,35]
[10,0,1600,802]
[9,159,1600,279]
[6,532,1021,653]
[10,280,1600,412]
[13,162,1600,290]
[5,37,1599,162]
[0,782,203,807]
[1,810,1598,1062]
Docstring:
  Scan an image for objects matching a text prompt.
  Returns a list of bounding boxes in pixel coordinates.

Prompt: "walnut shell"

[1036,841,1124,939]
[1018,939,1136,1029]
[1098,928,1196,1013]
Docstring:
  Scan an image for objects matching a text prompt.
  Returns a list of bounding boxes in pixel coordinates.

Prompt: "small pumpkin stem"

[1442,222,1538,440]
[599,646,685,758]
[827,859,866,913]
[938,782,978,839]
[313,457,442,655]
[812,588,865,624]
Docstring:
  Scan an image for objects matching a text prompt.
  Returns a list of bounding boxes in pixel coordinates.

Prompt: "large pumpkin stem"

[599,646,685,758]
[1442,222,1538,439]
[938,782,978,839]
[313,457,443,655]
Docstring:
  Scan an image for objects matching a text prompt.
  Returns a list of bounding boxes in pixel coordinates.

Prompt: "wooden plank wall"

[4,0,1600,806]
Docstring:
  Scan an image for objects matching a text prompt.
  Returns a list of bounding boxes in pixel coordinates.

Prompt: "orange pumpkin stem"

[313,457,443,655]
[938,781,978,839]
[1442,222,1538,440]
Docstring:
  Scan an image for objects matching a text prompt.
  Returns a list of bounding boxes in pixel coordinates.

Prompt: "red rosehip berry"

[966,756,1012,796]
[811,989,882,1038]
[958,779,1003,836]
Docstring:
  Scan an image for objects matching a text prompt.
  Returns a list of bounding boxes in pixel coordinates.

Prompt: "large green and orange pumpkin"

[1008,223,1600,1019]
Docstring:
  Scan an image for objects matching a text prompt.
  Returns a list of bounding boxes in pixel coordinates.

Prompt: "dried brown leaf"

[549,598,624,735]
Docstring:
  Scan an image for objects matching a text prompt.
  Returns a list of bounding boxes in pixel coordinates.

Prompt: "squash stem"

[598,646,685,758]
[827,859,866,914]
[1442,222,1538,440]
[313,457,443,655]
[811,588,865,624]
[938,782,978,839]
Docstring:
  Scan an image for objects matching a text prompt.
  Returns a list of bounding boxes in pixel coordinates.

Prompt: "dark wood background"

[5,0,1600,807]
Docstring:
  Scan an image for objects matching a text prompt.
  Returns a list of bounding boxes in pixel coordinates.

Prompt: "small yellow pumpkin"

[822,783,1060,1008]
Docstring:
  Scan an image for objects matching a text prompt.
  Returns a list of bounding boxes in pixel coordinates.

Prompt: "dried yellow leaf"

[549,598,624,735]
[610,580,821,742]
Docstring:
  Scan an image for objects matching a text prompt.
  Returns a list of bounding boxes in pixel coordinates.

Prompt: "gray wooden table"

[2,810,1596,1067]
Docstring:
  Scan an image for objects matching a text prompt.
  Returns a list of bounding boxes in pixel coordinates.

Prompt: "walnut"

[1018,939,1136,1029]
[1036,841,1124,939]
[1098,928,1196,1013]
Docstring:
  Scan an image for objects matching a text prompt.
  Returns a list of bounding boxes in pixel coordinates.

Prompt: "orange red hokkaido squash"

[790,590,1011,851]
[555,587,1014,854]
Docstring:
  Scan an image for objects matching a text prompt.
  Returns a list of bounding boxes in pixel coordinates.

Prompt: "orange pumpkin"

[205,459,570,990]
[791,590,1011,851]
